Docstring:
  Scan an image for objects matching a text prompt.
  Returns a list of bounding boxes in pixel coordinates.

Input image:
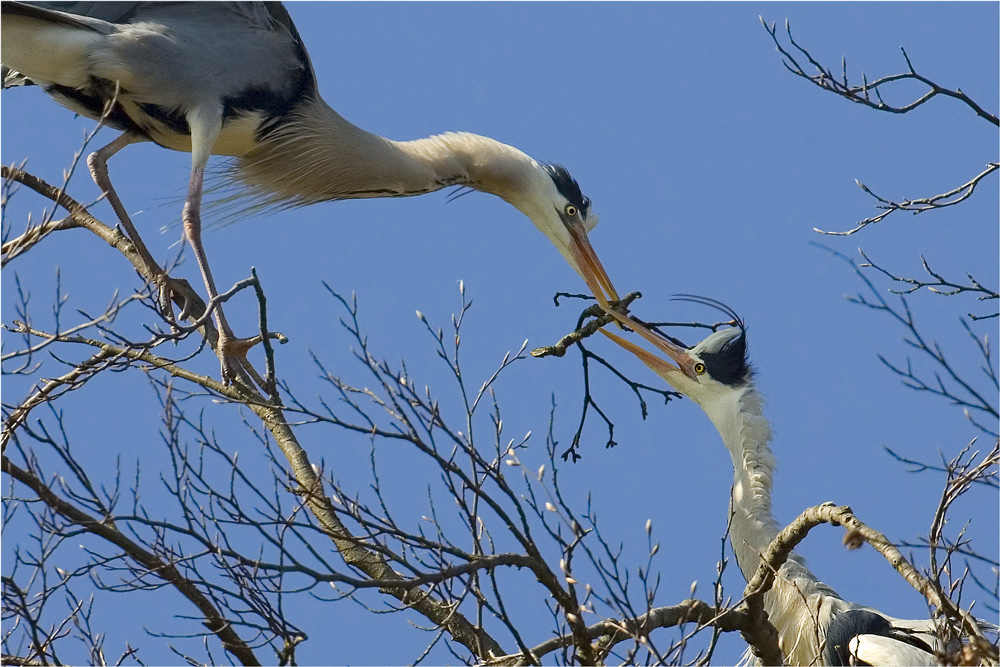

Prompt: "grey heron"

[600,297,969,666]
[1,1,619,383]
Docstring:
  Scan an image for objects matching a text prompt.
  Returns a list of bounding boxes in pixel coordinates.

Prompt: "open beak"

[566,220,620,311]
[599,307,699,380]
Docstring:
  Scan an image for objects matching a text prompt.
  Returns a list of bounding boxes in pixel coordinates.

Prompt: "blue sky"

[2,3,997,664]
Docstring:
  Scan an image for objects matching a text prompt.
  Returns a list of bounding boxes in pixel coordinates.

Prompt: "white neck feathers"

[705,383,843,664]
[234,96,537,208]
[703,385,780,580]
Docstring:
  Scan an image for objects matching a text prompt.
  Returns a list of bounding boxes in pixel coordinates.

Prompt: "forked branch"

[817,163,1000,236]
[761,17,999,126]
[761,18,999,236]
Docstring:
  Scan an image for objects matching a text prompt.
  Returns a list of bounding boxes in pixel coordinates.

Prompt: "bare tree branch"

[816,163,1000,236]
[761,17,999,126]
[745,502,999,664]
[1,453,262,666]
[856,249,998,321]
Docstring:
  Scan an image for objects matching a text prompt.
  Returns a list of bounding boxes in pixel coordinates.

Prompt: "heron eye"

[564,204,578,217]
[694,362,707,375]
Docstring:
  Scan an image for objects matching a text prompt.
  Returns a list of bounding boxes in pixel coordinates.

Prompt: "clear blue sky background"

[2,3,997,665]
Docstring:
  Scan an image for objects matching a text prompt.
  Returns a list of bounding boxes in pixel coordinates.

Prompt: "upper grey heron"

[600,297,968,666]
[1,1,619,383]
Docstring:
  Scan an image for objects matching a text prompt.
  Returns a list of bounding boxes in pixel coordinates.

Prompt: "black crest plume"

[672,294,750,386]
[541,163,590,215]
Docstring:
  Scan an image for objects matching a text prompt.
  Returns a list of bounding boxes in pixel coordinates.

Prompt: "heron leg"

[88,132,176,317]
[183,113,267,388]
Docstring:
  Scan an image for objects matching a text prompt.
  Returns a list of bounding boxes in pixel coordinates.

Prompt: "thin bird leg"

[184,113,266,388]
[88,133,156,266]
[88,132,177,313]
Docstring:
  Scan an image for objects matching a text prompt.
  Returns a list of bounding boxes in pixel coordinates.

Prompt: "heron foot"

[217,331,268,390]
[146,273,272,391]
[156,273,184,327]
[150,273,203,337]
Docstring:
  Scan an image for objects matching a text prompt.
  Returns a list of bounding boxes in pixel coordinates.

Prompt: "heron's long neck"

[703,384,841,664]
[702,386,782,581]
[236,96,535,207]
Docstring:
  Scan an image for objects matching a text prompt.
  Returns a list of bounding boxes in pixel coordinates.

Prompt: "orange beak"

[566,219,620,311]
[600,307,699,380]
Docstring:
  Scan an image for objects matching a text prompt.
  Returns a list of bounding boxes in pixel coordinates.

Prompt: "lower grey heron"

[1,1,619,384]
[600,297,980,665]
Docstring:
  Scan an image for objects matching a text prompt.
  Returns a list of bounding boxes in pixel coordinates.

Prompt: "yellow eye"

[565,204,578,217]
[694,362,707,375]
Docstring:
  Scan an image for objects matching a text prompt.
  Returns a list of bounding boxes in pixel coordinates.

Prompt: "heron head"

[601,296,752,404]
[540,163,598,233]
[504,161,618,308]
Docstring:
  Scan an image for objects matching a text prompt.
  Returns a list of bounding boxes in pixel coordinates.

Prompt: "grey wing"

[99,2,318,108]
[2,2,138,26]
[2,2,275,27]
[3,1,316,142]
[1,0,132,89]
